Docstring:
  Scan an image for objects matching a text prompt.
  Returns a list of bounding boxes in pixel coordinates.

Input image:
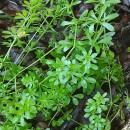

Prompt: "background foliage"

[0,0,125,129]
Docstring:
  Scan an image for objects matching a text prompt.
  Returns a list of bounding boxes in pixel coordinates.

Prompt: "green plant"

[0,0,124,129]
[83,92,109,130]
[75,92,110,130]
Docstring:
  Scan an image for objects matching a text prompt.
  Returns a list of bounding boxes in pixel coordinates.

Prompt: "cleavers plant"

[76,92,109,130]
[0,0,124,129]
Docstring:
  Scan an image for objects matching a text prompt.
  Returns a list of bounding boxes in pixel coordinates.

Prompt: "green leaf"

[109,0,120,4]
[80,10,88,18]
[104,13,119,21]
[102,22,114,31]
[91,53,97,58]
[84,113,90,118]
[103,93,107,97]
[103,32,115,37]
[63,46,70,52]
[75,54,83,61]
[45,128,51,130]
[98,36,112,44]
[94,92,101,99]
[61,21,74,26]
[81,79,87,88]
[90,105,96,111]
[91,64,98,70]
[25,111,30,119]
[89,10,97,20]
[71,76,77,84]
[74,94,84,99]
[22,10,28,17]
[20,116,25,126]
[88,99,94,104]
[101,105,107,111]
[72,97,78,105]
[111,75,118,82]
[12,116,19,123]
[97,107,102,113]
[104,121,111,130]
[86,77,96,83]
[89,24,94,33]
[2,30,12,35]
[94,45,100,53]
[71,1,81,6]
[86,83,95,95]
[66,84,73,92]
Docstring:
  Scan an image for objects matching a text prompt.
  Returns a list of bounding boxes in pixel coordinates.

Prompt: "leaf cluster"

[82,92,109,130]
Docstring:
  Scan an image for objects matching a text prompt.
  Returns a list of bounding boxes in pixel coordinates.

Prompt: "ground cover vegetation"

[0,0,129,129]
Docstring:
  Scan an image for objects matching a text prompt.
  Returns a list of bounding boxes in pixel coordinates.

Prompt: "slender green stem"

[106,70,113,119]
[3,37,17,62]
[15,19,47,65]
[66,46,75,58]
[61,109,84,127]
[66,22,77,58]
[16,16,55,66]
[14,77,17,92]
[110,100,124,123]
[48,110,59,126]
[39,76,49,85]
[5,46,57,87]
[2,12,30,63]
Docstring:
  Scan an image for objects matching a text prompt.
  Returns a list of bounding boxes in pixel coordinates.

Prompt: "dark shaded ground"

[0,0,130,130]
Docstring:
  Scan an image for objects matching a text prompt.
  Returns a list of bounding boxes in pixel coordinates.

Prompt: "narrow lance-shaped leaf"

[102,22,114,31]
[72,97,78,105]
[61,21,74,26]
[86,77,96,83]
[104,13,119,21]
